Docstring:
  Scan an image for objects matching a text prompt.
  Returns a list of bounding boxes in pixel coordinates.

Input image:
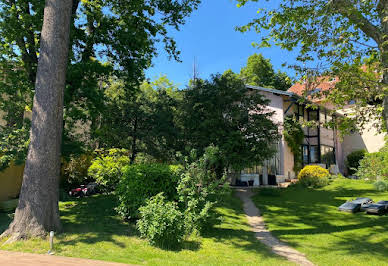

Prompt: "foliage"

[297,165,330,188]
[177,146,229,235]
[283,116,304,173]
[136,193,185,248]
[356,144,388,181]
[374,180,388,192]
[345,150,367,176]
[326,60,384,134]
[239,53,292,91]
[0,0,201,158]
[99,76,181,163]
[180,71,280,171]
[116,163,183,219]
[236,0,387,132]
[87,149,130,191]
[0,123,30,171]
[61,154,93,190]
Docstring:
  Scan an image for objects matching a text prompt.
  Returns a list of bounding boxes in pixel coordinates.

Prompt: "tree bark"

[381,1,388,131]
[1,0,73,241]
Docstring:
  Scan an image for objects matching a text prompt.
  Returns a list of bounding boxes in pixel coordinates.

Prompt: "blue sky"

[145,0,300,87]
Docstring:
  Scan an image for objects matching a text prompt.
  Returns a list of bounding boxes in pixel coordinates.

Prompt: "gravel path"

[0,250,134,266]
[235,188,315,266]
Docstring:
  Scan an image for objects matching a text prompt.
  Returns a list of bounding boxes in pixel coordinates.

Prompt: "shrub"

[88,148,130,192]
[297,165,330,188]
[116,163,183,219]
[137,193,185,248]
[356,144,388,181]
[374,180,388,192]
[283,116,304,172]
[177,145,228,235]
[345,150,367,175]
[61,154,93,190]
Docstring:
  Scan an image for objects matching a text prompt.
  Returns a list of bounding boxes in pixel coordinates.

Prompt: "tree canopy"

[236,0,388,132]
[239,53,292,91]
[0,0,200,166]
[98,76,181,163]
[180,71,280,171]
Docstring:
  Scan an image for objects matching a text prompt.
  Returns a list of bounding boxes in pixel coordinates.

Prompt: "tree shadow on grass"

[252,181,388,260]
[57,194,201,252]
[200,191,290,261]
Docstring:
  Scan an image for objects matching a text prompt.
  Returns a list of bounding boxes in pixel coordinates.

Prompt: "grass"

[253,178,388,266]
[0,191,292,265]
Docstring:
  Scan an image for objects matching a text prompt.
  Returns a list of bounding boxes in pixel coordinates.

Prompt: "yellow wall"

[0,162,24,201]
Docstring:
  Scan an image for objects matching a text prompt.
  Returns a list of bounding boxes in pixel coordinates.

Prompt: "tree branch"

[331,0,382,45]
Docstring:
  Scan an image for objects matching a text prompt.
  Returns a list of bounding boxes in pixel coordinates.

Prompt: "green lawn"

[253,178,388,266]
[0,191,291,265]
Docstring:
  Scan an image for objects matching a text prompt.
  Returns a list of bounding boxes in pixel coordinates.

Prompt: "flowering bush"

[298,165,330,188]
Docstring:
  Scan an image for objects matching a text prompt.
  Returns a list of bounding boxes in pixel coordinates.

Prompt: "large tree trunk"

[1,0,73,241]
[382,1,388,131]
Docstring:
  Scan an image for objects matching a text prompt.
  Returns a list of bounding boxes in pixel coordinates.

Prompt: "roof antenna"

[192,56,199,86]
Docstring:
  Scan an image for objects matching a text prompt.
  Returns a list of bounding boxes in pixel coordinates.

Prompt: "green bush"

[374,180,388,192]
[116,163,183,219]
[61,153,93,190]
[88,148,130,191]
[283,116,304,172]
[177,145,228,235]
[356,144,388,181]
[345,150,367,175]
[298,165,330,188]
[137,193,185,248]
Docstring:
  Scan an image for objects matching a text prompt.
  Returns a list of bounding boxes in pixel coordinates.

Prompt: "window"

[309,111,318,121]
[310,146,319,163]
[297,105,304,121]
[241,165,262,175]
[302,145,309,164]
[302,145,320,165]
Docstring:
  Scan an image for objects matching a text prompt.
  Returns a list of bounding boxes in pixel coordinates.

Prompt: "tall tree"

[236,0,388,131]
[239,53,292,91]
[0,0,201,165]
[1,0,73,240]
[99,76,181,163]
[180,71,280,171]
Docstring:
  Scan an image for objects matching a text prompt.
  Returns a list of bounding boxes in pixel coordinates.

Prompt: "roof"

[246,83,341,115]
[288,77,338,102]
[246,84,296,97]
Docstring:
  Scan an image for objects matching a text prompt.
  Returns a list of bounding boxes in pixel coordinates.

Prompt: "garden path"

[235,188,315,266]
